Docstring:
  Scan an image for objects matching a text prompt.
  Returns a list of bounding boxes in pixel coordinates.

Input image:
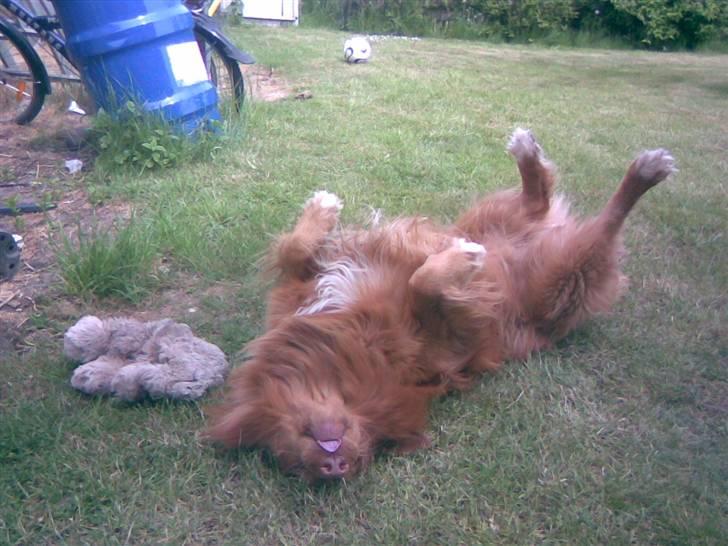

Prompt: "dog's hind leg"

[508,128,556,217]
[599,149,677,238]
[456,129,557,238]
[517,149,676,343]
[272,191,343,280]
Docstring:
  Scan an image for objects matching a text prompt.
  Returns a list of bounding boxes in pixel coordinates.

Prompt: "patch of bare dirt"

[0,115,242,351]
[243,64,311,102]
[0,107,120,337]
[1,66,300,350]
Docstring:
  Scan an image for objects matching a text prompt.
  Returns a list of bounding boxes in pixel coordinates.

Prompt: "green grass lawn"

[1,25,727,545]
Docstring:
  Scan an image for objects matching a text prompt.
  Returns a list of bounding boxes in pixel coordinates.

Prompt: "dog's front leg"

[408,237,491,338]
[408,238,504,383]
[408,238,487,299]
[272,191,343,280]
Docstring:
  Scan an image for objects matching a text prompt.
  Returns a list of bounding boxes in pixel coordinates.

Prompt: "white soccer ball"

[344,37,372,63]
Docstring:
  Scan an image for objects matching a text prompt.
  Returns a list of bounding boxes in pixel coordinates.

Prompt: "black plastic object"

[0,202,56,215]
[0,231,21,281]
[191,11,256,65]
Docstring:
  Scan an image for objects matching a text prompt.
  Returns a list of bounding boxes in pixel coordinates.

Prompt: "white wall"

[242,0,299,25]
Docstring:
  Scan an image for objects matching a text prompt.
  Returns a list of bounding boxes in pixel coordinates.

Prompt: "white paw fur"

[507,127,542,160]
[633,149,677,183]
[455,238,487,267]
[308,190,343,212]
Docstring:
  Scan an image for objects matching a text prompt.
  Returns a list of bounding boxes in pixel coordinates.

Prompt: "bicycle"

[0,0,254,125]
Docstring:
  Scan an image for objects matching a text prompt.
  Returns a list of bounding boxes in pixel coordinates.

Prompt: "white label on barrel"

[166,41,210,87]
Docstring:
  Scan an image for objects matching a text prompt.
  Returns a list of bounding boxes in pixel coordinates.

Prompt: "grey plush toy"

[64,315,229,401]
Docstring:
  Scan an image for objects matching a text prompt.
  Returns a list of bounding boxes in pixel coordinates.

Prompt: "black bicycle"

[0,0,254,125]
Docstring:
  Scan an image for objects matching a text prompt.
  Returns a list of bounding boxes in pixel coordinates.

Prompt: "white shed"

[241,0,299,26]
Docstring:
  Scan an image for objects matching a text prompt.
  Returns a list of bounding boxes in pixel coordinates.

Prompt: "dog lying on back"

[205,129,676,482]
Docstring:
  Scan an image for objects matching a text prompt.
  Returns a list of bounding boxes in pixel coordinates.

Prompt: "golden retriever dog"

[205,129,675,482]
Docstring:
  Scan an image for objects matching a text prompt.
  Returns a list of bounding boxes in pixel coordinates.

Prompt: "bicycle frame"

[0,0,253,122]
[1,0,254,69]
[0,0,70,61]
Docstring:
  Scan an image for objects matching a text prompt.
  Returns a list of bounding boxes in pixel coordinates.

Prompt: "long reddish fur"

[204,130,675,482]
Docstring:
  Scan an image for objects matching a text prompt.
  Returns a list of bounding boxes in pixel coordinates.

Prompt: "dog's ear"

[203,395,281,449]
[357,383,438,451]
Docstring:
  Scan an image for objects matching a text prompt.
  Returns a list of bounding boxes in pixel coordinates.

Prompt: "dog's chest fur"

[294,218,456,318]
[295,256,379,316]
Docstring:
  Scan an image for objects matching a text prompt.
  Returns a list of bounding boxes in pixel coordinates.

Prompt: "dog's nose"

[319,454,349,478]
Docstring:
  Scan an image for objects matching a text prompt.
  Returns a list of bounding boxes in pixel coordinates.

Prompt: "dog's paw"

[410,238,487,294]
[631,149,677,186]
[507,128,542,161]
[302,190,343,232]
[306,191,343,213]
[455,238,487,268]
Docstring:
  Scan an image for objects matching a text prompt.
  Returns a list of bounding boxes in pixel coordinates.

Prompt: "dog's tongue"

[317,439,342,453]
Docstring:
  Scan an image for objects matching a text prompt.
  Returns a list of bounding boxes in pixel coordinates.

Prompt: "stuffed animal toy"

[64,315,229,401]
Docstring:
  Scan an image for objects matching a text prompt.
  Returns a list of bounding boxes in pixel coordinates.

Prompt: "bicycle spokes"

[15,79,26,99]
[1,70,34,105]
[0,21,46,124]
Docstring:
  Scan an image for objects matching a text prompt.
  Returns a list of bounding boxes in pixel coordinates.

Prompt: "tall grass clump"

[89,100,234,176]
[55,217,160,303]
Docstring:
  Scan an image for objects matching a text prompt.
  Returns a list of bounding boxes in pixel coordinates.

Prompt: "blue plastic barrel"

[53,0,220,133]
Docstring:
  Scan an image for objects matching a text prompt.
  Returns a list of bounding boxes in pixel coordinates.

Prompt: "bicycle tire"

[193,27,244,113]
[0,17,47,124]
[12,25,88,113]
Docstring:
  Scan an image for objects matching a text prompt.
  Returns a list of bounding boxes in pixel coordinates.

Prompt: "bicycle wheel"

[1,2,90,116]
[0,18,47,124]
[194,28,244,113]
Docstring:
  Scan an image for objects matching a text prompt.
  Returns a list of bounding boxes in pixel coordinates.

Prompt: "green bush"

[90,101,224,174]
[461,0,578,39]
[608,0,727,48]
[303,0,728,49]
